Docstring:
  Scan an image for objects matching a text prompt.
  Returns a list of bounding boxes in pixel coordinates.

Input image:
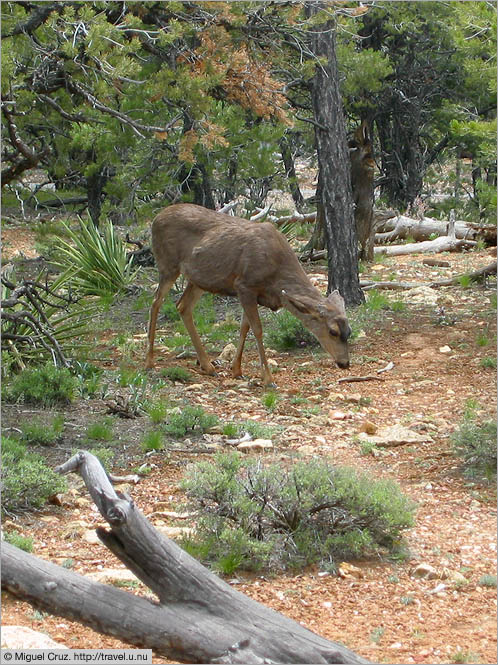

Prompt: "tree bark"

[279,134,305,212]
[308,9,364,305]
[1,451,368,665]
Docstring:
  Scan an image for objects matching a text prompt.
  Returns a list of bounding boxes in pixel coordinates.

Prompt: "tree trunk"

[308,9,364,305]
[279,133,305,212]
[1,451,368,665]
[86,166,109,227]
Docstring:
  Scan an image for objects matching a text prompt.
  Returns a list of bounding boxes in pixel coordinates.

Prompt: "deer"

[349,121,375,262]
[145,203,351,386]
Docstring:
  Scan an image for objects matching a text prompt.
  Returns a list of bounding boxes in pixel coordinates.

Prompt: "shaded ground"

[2,241,497,664]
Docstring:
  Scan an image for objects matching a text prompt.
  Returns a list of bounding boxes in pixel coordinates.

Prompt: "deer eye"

[329,328,339,337]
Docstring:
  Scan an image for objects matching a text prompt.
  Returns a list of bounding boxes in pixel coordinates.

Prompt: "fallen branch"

[1,451,368,664]
[337,375,385,383]
[375,214,477,243]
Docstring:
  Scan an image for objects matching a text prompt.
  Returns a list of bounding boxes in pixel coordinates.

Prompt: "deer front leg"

[232,312,250,379]
[145,274,178,369]
[177,282,216,376]
[237,291,275,387]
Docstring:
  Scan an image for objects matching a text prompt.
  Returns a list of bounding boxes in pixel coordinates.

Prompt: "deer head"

[281,289,351,368]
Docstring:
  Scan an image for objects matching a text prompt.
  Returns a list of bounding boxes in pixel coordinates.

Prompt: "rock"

[237,439,273,452]
[1,626,68,649]
[439,345,451,353]
[217,343,236,363]
[329,410,348,420]
[338,562,364,579]
[184,383,204,391]
[345,393,362,403]
[412,563,438,579]
[82,529,101,545]
[359,421,377,435]
[297,445,315,455]
[440,568,468,584]
[358,424,432,448]
[156,526,193,539]
[87,568,140,584]
[268,358,278,368]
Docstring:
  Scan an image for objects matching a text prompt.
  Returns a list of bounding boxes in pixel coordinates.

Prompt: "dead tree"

[349,122,375,262]
[1,451,369,665]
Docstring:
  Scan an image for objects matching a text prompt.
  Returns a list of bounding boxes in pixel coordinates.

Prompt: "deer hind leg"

[231,311,251,379]
[237,291,275,387]
[177,282,216,376]
[145,272,179,369]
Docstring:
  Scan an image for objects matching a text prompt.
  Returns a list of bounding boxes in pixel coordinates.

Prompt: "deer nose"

[337,359,350,369]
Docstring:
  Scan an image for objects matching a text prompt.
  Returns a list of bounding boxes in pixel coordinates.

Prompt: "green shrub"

[20,414,65,446]
[161,366,193,383]
[141,430,164,452]
[261,391,279,410]
[164,405,218,438]
[85,418,114,442]
[478,574,497,587]
[5,363,77,406]
[4,531,34,552]
[145,399,169,424]
[265,310,318,351]
[2,436,67,514]
[451,407,497,479]
[181,454,415,572]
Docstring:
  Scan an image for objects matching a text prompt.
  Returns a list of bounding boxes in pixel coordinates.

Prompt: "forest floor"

[1,222,497,665]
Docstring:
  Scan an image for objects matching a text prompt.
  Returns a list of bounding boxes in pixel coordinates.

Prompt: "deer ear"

[326,290,346,313]
[281,290,314,314]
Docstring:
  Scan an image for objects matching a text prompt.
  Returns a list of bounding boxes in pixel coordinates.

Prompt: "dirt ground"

[1,233,497,664]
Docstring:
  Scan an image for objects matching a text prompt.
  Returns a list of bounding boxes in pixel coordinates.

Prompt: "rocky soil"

[2,233,497,664]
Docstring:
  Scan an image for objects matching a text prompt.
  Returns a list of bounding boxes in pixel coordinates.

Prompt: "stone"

[87,568,139,584]
[338,562,364,579]
[359,421,377,435]
[156,526,193,539]
[1,626,68,649]
[439,345,451,353]
[217,343,236,363]
[358,424,432,447]
[82,530,101,545]
[412,563,438,579]
[237,439,273,452]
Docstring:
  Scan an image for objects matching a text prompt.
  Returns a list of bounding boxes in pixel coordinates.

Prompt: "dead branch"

[1,451,369,664]
[1,275,79,367]
[337,375,385,383]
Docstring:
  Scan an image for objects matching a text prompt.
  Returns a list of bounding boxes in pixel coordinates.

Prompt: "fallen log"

[373,235,476,257]
[375,215,476,243]
[1,451,368,665]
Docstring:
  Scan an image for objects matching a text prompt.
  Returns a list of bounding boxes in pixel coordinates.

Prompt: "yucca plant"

[55,217,139,297]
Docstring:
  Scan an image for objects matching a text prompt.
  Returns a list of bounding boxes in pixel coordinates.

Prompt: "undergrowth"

[181,453,415,573]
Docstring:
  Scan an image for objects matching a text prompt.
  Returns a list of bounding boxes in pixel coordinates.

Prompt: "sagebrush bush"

[451,408,497,479]
[265,310,318,351]
[161,366,193,383]
[181,454,415,572]
[20,414,64,446]
[164,404,218,438]
[5,363,77,406]
[4,531,34,552]
[2,436,67,514]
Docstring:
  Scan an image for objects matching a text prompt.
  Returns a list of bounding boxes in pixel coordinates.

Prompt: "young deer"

[349,121,375,262]
[145,204,351,386]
